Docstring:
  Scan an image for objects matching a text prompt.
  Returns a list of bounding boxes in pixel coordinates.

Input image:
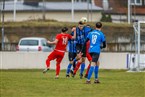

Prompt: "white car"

[17,37,52,52]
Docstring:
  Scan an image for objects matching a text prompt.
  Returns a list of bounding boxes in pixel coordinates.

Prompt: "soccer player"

[84,39,100,78]
[43,27,76,79]
[72,21,92,79]
[66,26,77,77]
[81,22,106,84]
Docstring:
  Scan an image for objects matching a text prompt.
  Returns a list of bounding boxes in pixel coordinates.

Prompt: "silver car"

[17,37,52,52]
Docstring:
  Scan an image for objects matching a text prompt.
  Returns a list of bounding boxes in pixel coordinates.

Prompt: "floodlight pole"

[1,0,5,51]
[90,0,92,22]
[13,0,17,21]
[128,0,131,24]
[71,0,74,22]
[42,0,46,21]
[87,0,89,22]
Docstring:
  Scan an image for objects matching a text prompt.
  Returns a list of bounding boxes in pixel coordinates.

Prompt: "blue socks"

[87,66,95,80]
[66,63,72,75]
[80,63,85,75]
[73,58,77,70]
[94,65,99,79]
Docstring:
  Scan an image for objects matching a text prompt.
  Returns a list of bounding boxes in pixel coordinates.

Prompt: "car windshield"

[20,40,39,46]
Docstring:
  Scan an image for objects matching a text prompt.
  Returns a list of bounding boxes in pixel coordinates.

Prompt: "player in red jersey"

[43,27,76,79]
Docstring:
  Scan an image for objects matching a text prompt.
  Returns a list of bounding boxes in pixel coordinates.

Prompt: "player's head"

[71,26,76,32]
[78,21,84,30]
[95,22,102,29]
[61,27,68,33]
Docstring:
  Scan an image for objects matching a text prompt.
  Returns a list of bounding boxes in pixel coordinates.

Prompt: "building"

[0,1,103,22]
[94,0,145,23]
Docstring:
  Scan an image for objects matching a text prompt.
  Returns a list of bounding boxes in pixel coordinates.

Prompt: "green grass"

[0,69,144,97]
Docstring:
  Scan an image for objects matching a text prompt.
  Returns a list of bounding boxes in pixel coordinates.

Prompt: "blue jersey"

[68,32,77,53]
[76,26,92,44]
[87,30,106,54]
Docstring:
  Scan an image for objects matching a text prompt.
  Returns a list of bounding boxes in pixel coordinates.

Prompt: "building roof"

[2,1,103,12]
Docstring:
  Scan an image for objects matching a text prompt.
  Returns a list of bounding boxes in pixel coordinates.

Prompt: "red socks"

[73,62,81,74]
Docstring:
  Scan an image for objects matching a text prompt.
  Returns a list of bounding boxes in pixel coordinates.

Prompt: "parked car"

[17,37,53,52]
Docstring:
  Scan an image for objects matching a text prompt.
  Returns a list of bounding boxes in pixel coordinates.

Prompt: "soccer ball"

[80,17,87,23]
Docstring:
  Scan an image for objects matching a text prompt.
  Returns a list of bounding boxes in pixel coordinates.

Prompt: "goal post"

[128,21,145,72]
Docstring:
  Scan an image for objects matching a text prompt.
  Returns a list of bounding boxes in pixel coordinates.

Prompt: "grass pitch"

[0,69,144,97]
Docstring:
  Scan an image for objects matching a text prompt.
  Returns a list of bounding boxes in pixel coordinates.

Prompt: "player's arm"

[100,34,106,49]
[71,27,76,39]
[100,41,106,49]
[47,39,58,45]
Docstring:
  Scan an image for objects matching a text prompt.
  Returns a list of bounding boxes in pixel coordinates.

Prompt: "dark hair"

[71,25,76,29]
[96,22,102,28]
[78,21,84,25]
[61,27,68,32]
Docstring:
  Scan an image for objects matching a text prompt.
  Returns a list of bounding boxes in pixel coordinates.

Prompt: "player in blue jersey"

[81,22,106,84]
[66,26,77,77]
[72,21,92,79]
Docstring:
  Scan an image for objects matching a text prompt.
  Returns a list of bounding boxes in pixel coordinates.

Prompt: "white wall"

[4,11,102,22]
[0,52,128,69]
[111,14,145,23]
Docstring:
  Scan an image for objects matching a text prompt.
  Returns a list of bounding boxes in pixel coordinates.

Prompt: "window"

[20,40,38,46]
[131,0,142,5]
[74,0,87,2]
[41,40,47,46]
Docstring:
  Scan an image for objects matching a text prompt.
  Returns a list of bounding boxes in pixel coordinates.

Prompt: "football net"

[128,21,145,72]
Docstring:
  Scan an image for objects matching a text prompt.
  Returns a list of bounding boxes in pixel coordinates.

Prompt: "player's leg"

[55,52,65,78]
[94,61,100,83]
[66,52,77,76]
[55,62,60,79]
[69,55,78,76]
[66,62,72,77]
[72,54,78,71]
[66,52,74,77]
[86,62,96,84]
[86,53,100,84]
[66,52,76,77]
[43,51,56,73]
[72,58,82,77]
[80,57,86,79]
[84,62,91,78]
[84,53,92,78]
[72,44,82,77]
[79,45,87,79]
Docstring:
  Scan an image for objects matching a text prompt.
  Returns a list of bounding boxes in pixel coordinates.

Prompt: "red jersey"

[55,33,72,51]
[86,40,92,61]
[86,40,90,53]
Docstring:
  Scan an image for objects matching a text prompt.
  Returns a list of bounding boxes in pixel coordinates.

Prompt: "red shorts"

[86,52,92,61]
[48,50,65,63]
